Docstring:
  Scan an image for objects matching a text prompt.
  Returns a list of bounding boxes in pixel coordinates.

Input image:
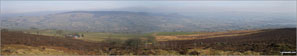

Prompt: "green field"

[19,29,207,42]
[80,32,154,42]
[21,29,155,42]
[20,29,206,42]
[154,32,201,36]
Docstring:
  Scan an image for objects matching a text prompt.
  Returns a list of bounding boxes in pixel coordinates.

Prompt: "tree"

[56,30,64,35]
[30,27,38,30]
[124,38,145,49]
[81,34,84,37]
[30,27,39,34]
[1,29,8,32]
[104,38,124,47]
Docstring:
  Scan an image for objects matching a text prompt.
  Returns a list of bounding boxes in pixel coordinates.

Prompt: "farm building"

[65,34,84,39]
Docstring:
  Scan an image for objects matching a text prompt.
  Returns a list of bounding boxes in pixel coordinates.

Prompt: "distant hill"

[1,11,195,33]
[1,11,296,33]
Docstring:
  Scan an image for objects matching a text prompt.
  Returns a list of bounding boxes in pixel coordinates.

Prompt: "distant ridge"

[1,11,296,33]
[61,11,150,15]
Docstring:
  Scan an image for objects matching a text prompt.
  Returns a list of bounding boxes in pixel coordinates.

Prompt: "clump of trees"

[124,38,145,48]
[56,30,64,36]
[30,27,40,35]
[104,38,125,47]
[103,36,157,49]
[1,29,9,32]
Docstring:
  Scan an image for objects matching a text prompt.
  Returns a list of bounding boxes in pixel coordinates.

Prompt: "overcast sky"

[1,1,296,14]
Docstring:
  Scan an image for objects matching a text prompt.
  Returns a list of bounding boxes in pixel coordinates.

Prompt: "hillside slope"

[158,28,296,54]
[1,30,106,55]
[1,28,296,55]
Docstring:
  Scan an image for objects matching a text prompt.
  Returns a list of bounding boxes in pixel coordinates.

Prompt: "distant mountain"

[1,11,196,33]
[1,11,296,33]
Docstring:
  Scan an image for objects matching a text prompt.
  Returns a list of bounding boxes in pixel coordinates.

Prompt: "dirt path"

[155,30,262,41]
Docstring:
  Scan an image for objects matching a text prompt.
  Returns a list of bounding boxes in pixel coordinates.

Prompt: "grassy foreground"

[1,28,296,55]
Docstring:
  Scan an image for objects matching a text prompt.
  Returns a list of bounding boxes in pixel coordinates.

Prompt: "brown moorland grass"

[158,28,296,55]
[1,28,296,55]
[1,31,108,55]
[1,44,77,55]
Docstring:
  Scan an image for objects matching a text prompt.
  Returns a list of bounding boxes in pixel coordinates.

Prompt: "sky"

[1,1,296,14]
